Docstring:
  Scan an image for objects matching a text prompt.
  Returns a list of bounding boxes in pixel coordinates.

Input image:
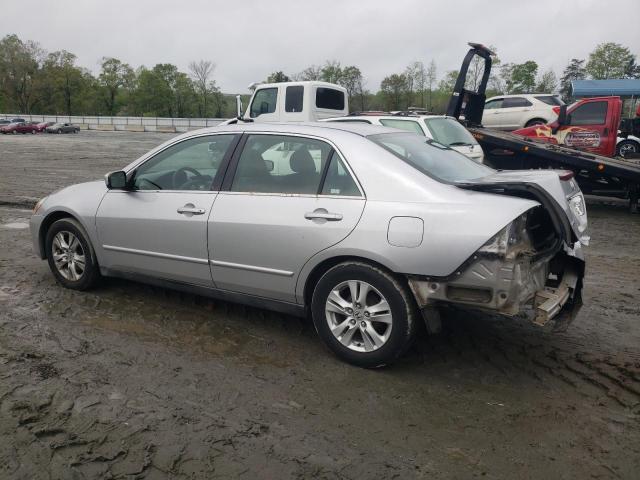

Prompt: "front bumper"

[408,243,584,327]
[30,214,45,259]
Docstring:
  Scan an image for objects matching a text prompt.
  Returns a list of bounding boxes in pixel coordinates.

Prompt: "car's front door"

[96,133,239,286]
[555,100,615,156]
[208,133,365,303]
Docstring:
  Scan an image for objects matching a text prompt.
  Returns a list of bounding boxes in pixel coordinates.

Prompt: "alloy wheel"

[52,231,86,281]
[325,280,393,352]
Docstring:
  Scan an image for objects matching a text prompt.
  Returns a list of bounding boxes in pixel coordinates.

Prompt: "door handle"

[305,211,343,221]
[177,204,206,215]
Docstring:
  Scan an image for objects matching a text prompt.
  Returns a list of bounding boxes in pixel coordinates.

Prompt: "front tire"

[311,261,417,368]
[45,218,100,290]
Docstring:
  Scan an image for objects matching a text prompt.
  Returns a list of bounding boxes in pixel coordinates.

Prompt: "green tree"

[98,57,134,115]
[189,60,219,117]
[536,70,558,93]
[559,58,587,102]
[586,42,636,79]
[41,50,85,115]
[380,73,408,110]
[265,71,290,83]
[0,34,42,113]
[503,61,538,93]
[426,60,437,110]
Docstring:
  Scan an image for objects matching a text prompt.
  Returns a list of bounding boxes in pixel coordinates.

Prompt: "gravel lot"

[1,130,639,479]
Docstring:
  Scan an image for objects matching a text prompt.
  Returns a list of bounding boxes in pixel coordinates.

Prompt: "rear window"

[423,117,478,147]
[285,85,304,113]
[316,88,345,110]
[368,132,492,183]
[379,119,425,136]
[502,97,532,108]
[534,95,564,106]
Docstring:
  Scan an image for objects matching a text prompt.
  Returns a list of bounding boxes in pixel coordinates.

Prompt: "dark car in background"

[0,119,10,126]
[10,117,26,123]
[45,122,80,134]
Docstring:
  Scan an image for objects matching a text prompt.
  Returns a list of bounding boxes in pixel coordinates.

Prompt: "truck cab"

[513,97,622,158]
[226,81,348,125]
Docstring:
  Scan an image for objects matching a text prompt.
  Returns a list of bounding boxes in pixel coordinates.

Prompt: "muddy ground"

[0,131,639,479]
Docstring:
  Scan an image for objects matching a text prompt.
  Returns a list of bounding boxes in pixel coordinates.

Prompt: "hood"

[450,144,484,162]
[456,170,589,247]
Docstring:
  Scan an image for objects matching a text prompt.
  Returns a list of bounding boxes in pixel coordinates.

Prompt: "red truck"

[512,97,625,157]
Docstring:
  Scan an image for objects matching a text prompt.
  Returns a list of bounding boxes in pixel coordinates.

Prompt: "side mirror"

[552,105,568,134]
[236,95,243,120]
[105,170,128,189]
[264,160,274,172]
[557,105,568,126]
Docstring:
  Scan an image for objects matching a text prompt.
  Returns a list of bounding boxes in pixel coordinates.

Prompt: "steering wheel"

[172,167,209,190]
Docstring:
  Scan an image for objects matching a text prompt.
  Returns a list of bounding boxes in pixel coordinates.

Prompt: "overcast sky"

[1,0,638,93]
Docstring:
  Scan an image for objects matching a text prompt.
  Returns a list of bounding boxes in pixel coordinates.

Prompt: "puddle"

[2,222,29,229]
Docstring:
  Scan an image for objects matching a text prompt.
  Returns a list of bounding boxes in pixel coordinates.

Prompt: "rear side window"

[379,119,425,136]
[484,99,503,109]
[321,153,361,197]
[502,97,533,108]
[534,95,564,106]
[569,101,607,126]
[250,88,278,118]
[285,86,304,112]
[316,88,345,110]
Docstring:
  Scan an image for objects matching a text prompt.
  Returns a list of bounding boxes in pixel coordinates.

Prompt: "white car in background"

[323,114,484,163]
[482,94,564,130]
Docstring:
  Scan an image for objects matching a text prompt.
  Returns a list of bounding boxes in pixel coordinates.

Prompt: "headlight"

[33,197,47,214]
[569,194,586,217]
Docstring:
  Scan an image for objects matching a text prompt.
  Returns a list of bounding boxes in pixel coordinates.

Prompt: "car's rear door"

[208,133,365,303]
[96,133,240,286]
[499,97,533,129]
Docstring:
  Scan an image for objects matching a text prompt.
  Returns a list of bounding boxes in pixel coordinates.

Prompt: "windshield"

[423,117,478,147]
[368,132,493,183]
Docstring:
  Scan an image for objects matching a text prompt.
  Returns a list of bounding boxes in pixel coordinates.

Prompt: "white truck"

[223,81,348,125]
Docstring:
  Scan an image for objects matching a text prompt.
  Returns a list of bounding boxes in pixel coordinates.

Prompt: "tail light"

[558,170,574,181]
[552,106,561,115]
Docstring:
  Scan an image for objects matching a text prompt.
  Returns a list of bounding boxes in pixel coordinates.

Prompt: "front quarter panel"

[31,181,108,261]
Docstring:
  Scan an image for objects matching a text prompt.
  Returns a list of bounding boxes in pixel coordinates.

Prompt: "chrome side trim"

[103,244,209,265]
[210,259,294,277]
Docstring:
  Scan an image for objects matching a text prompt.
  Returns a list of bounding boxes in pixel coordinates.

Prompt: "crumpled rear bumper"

[408,241,585,327]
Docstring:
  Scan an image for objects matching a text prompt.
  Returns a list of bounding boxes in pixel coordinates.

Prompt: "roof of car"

[200,121,402,138]
[324,114,453,122]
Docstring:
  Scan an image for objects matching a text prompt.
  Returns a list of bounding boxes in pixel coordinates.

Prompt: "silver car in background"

[30,122,588,367]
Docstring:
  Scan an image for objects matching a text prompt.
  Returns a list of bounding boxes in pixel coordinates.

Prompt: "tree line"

[0,34,637,118]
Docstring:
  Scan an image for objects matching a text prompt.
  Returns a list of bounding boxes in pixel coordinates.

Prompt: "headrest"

[290,148,315,174]
[238,149,269,176]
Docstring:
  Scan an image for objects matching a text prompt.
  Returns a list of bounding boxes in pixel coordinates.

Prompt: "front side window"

[423,117,478,147]
[379,119,425,136]
[485,99,503,109]
[133,135,236,190]
[231,135,333,194]
[250,88,278,118]
[502,97,533,108]
[285,86,304,112]
[568,101,607,126]
[368,132,492,183]
[316,88,345,110]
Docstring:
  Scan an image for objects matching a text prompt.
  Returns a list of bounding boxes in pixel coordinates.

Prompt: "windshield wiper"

[448,142,473,147]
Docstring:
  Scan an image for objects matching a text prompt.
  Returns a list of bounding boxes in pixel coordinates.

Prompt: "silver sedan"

[30,122,589,367]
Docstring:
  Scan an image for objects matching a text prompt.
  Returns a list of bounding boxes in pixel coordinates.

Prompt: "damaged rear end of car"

[408,173,587,328]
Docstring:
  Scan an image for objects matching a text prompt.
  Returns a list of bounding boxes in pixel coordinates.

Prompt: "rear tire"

[616,139,640,158]
[45,218,100,291]
[525,118,547,127]
[311,261,417,368]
